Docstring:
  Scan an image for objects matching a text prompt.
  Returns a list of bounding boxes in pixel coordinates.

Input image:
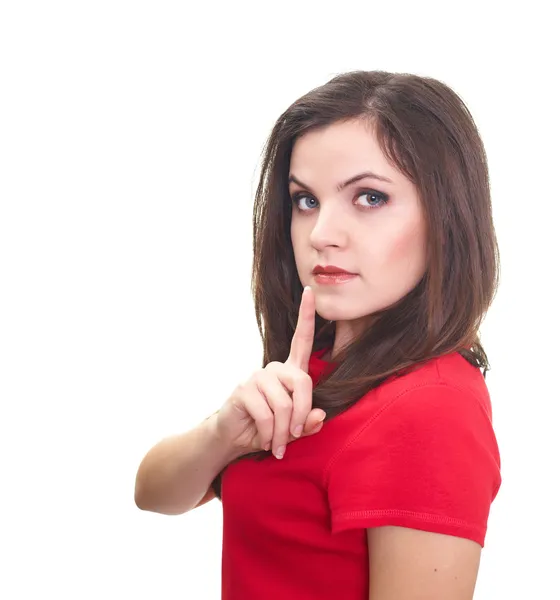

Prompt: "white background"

[1,1,558,598]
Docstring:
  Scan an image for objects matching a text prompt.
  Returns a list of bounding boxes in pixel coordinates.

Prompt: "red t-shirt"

[220,349,501,599]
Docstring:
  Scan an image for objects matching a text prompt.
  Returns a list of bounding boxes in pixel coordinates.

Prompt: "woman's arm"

[367,526,481,600]
[134,412,239,515]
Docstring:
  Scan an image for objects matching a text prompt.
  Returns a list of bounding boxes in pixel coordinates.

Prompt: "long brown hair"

[212,70,500,496]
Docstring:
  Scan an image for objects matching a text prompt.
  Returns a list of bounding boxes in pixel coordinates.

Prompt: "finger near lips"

[288,286,316,372]
[286,369,313,439]
[249,286,318,459]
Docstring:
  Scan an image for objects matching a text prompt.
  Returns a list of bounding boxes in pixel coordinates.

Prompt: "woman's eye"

[355,191,388,208]
[293,195,318,211]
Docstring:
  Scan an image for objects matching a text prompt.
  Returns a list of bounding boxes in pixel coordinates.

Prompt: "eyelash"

[290,189,389,213]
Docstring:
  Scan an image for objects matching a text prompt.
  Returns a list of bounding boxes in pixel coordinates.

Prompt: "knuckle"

[255,413,273,427]
[274,397,292,412]
[264,361,281,371]
[241,371,261,390]
[294,371,312,386]
[233,382,247,397]
[253,370,273,392]
[252,370,265,386]
[251,367,267,381]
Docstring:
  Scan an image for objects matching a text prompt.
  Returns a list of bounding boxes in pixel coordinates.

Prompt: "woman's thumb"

[303,409,326,436]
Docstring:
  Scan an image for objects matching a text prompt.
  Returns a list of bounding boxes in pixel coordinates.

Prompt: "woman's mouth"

[312,265,358,285]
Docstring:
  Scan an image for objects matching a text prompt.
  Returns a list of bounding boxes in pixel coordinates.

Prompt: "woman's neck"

[330,313,381,360]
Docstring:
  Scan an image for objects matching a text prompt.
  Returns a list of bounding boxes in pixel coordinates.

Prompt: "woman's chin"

[315,299,381,327]
[316,305,363,323]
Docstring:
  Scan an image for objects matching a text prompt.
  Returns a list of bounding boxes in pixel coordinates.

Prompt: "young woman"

[135,70,502,599]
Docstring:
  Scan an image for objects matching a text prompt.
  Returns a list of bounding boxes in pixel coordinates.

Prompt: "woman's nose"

[309,205,348,250]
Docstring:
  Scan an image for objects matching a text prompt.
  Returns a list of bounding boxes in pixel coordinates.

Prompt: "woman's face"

[289,119,428,340]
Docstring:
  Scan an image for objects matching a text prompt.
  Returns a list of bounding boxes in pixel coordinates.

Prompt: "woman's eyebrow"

[288,171,393,193]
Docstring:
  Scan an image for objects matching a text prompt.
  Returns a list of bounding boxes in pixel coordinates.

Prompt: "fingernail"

[293,425,303,438]
[318,411,326,422]
[275,446,286,459]
[264,443,271,452]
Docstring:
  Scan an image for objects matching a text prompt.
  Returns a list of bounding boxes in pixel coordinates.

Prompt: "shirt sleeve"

[326,383,501,547]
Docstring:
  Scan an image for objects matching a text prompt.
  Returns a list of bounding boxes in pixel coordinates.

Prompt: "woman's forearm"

[134,413,238,515]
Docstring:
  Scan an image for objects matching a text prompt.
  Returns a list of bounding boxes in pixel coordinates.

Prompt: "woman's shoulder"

[380,351,493,419]
[325,351,501,497]
[325,352,502,545]
[325,350,494,441]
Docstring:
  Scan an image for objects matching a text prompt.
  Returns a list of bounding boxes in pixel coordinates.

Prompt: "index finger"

[287,286,316,372]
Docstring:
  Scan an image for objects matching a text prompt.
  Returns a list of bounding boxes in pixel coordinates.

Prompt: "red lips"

[312,265,355,275]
